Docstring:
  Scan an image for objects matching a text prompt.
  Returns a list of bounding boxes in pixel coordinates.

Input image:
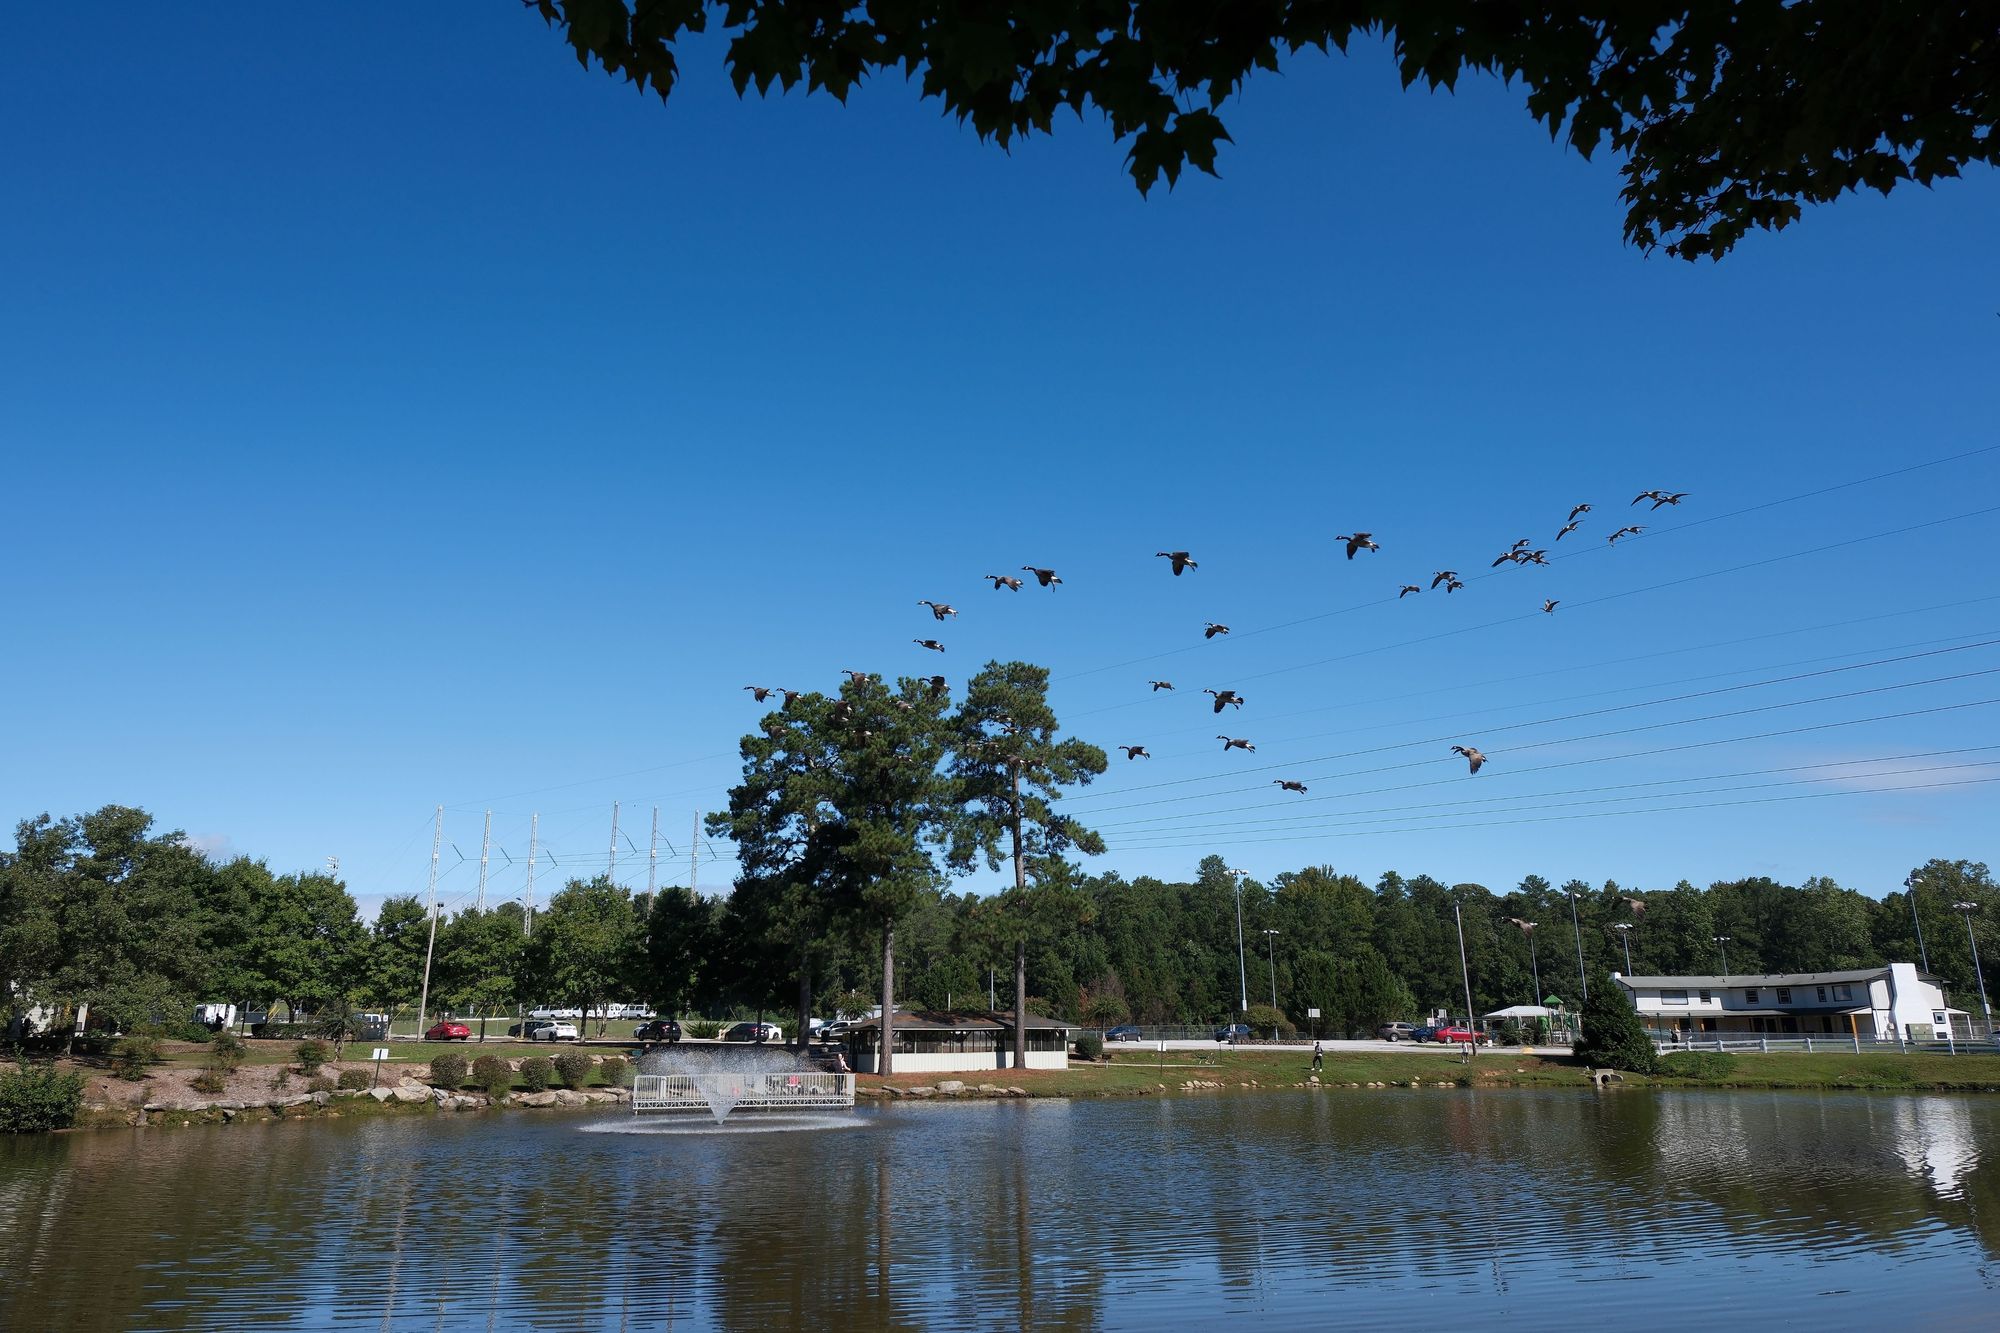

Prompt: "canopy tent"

[1482,1005,1554,1020]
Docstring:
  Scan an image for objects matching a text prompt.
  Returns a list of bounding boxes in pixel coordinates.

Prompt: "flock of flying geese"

[742,489,1688,790]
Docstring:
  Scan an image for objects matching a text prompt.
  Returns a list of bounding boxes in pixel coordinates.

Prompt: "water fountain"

[628,1042,855,1124]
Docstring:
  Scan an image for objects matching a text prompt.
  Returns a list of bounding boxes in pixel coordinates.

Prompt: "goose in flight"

[1556,520,1580,541]
[1443,577,1466,593]
[1218,735,1257,752]
[1621,896,1648,916]
[842,670,873,684]
[1338,533,1380,560]
[1647,491,1690,510]
[913,639,945,653]
[1567,502,1592,523]
[1542,599,1559,614]
[1451,744,1487,774]
[924,675,948,698]
[1204,623,1231,640]
[1022,566,1062,587]
[1398,584,1422,599]
[985,574,1024,591]
[1204,689,1244,713]
[1118,745,1151,760]
[1156,550,1198,576]
[743,686,776,702]
[1607,525,1644,544]
[1148,680,1176,692]
[1274,780,1308,794]
[918,600,957,620]
[1430,570,1458,590]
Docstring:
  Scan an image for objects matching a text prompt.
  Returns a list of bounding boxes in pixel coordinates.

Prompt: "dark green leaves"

[532,1,1998,259]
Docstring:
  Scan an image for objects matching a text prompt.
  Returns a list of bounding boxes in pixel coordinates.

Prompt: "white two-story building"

[1614,963,1969,1042]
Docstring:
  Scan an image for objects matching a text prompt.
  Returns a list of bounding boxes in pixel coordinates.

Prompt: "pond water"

[4,1089,1998,1330]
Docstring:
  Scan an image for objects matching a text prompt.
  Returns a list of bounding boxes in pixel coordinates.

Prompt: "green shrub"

[1573,976,1659,1075]
[270,1065,293,1089]
[1244,1004,1291,1038]
[1657,1051,1737,1082]
[1074,1033,1105,1062]
[472,1055,514,1099]
[0,1064,88,1133]
[110,1033,162,1080]
[336,1068,371,1091]
[163,1019,221,1043]
[429,1053,469,1090]
[681,1020,721,1040]
[552,1051,594,1090]
[596,1056,633,1088]
[520,1056,555,1092]
[295,1039,332,1074]
[190,1066,227,1095]
[308,1074,338,1094]
[209,1031,248,1073]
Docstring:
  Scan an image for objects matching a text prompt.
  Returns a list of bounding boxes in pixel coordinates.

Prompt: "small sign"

[371,1048,390,1062]
[1306,1008,1321,1019]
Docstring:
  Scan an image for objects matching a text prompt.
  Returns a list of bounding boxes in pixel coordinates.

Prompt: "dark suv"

[634,1019,682,1043]
[1214,1023,1253,1043]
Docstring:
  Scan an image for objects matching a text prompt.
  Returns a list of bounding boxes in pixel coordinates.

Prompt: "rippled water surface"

[6,1090,2000,1329]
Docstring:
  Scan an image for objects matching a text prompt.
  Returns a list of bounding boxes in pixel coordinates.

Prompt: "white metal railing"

[631,1071,854,1114]
[1651,1032,2000,1055]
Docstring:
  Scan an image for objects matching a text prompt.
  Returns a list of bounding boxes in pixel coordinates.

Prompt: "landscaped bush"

[1244,1005,1292,1039]
[209,1031,248,1073]
[1657,1052,1737,1081]
[552,1051,594,1090]
[429,1053,468,1090]
[0,1064,88,1133]
[472,1055,514,1099]
[309,1074,339,1094]
[336,1068,371,1091]
[163,1019,221,1043]
[1573,976,1659,1074]
[520,1056,555,1092]
[110,1033,161,1080]
[1074,1033,1105,1062]
[295,1039,331,1073]
[681,1020,721,1039]
[596,1056,633,1088]
[270,1064,292,1089]
[250,1021,312,1040]
[190,1066,227,1095]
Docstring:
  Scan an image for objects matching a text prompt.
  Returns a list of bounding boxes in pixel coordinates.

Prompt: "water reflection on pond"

[3,1090,1998,1329]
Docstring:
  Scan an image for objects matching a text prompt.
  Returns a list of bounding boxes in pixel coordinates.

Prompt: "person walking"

[1310,1041,1323,1073]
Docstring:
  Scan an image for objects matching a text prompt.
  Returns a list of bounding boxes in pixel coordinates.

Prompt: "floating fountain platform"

[632,1059,854,1123]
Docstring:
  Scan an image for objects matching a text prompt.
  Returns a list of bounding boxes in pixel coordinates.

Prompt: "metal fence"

[631,1072,854,1114]
[1653,1030,1999,1056]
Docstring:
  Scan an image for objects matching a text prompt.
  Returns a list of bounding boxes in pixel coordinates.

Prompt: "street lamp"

[1906,871,1932,973]
[1952,901,1991,1033]
[1228,868,1250,1016]
[1510,919,1543,1006]
[1713,935,1731,976]
[1612,922,1635,974]
[1261,929,1281,1037]
[1566,889,1589,1001]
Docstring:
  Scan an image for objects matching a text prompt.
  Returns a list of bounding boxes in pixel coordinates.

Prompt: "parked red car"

[1429,1025,1491,1046]
[425,1020,472,1041]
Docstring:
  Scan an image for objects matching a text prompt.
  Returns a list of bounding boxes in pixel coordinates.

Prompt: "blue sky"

[4,7,1997,922]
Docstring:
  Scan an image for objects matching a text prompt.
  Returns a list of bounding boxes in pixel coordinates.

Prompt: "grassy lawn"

[861,1046,2000,1097]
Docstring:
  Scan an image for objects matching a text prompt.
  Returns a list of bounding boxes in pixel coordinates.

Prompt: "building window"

[1834,983,1852,1001]
[1698,989,1712,1003]
[1744,988,1759,1003]
[1661,989,1689,1006]
[1934,1011,1947,1026]
[1776,987,1793,1004]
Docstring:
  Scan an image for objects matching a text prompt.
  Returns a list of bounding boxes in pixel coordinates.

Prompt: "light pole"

[1713,935,1731,976]
[1512,920,1543,1006]
[1953,901,1991,1033]
[1566,889,1589,1001]
[1906,871,1932,973]
[1228,868,1250,1016]
[1262,929,1280,1037]
[1452,896,1476,1029]
[1612,922,1635,974]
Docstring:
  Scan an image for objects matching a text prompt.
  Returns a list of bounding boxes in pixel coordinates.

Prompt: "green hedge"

[1657,1051,1737,1081]
[0,1065,87,1133]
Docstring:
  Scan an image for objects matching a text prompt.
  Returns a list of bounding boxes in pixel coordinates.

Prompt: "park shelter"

[845,1009,1071,1074]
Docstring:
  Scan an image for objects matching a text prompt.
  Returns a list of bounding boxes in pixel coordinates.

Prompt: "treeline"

[6,805,1991,1046]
